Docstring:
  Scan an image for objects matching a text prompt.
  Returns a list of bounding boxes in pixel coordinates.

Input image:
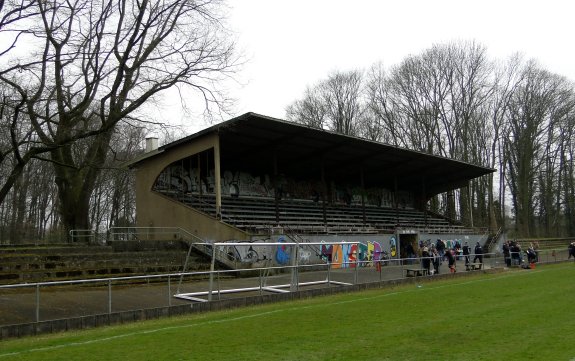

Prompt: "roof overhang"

[131,112,495,197]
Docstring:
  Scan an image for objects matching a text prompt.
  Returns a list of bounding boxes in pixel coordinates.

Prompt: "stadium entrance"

[399,233,419,260]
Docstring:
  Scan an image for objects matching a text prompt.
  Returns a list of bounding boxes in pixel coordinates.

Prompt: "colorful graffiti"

[320,241,387,269]
[218,237,398,268]
[390,237,397,257]
[275,236,291,265]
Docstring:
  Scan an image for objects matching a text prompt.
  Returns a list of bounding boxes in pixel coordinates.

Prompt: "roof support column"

[360,166,366,226]
[214,135,222,219]
[421,177,427,228]
[274,150,279,225]
[394,176,399,227]
[321,160,327,230]
[467,181,474,228]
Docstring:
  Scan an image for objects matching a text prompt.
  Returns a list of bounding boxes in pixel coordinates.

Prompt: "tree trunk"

[51,130,114,241]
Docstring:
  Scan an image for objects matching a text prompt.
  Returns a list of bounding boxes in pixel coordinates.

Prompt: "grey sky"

[228,0,574,119]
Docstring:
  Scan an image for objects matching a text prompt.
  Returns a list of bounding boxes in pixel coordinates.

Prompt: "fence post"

[208,245,216,301]
[354,243,359,285]
[168,275,172,307]
[108,280,112,314]
[35,284,40,322]
[327,261,331,287]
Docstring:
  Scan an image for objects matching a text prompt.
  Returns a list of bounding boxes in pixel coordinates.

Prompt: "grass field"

[0,263,573,361]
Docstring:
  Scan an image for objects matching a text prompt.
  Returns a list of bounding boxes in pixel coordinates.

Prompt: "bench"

[465,263,483,271]
[404,268,429,277]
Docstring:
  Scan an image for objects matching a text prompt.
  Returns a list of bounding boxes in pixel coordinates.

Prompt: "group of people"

[417,239,484,275]
[502,240,538,267]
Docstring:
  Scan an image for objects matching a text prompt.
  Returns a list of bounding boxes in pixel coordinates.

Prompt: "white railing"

[1,248,571,327]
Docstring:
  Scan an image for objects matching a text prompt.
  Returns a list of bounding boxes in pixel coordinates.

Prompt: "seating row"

[167,192,466,234]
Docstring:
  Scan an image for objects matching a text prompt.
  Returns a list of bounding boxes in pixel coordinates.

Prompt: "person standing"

[568,242,575,260]
[502,241,511,267]
[406,242,416,265]
[431,244,440,275]
[462,241,471,266]
[511,241,522,265]
[445,248,456,273]
[473,242,483,264]
[527,243,537,264]
[436,239,446,263]
[421,246,431,275]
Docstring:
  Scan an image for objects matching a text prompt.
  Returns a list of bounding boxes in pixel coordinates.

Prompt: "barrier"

[0,248,571,339]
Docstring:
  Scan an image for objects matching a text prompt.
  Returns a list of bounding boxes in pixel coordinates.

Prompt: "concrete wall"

[134,132,249,242]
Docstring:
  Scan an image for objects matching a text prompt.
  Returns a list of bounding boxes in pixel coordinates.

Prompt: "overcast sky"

[162,0,575,134]
[226,0,574,116]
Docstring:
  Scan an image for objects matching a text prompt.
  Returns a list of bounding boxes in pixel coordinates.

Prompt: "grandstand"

[129,112,494,266]
[174,193,468,235]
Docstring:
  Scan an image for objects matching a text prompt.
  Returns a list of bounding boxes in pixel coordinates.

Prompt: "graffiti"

[444,239,462,249]
[348,243,358,268]
[153,159,419,212]
[224,244,263,263]
[319,240,386,269]
[358,243,368,265]
[332,244,344,269]
[275,236,290,265]
[390,237,397,257]
[298,249,312,263]
[219,238,392,268]
[222,171,273,198]
[320,244,332,262]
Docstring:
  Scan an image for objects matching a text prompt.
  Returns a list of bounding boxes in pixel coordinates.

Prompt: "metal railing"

[1,248,571,328]
[69,229,100,244]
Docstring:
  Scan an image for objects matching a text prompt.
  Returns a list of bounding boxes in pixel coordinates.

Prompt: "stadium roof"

[134,112,494,196]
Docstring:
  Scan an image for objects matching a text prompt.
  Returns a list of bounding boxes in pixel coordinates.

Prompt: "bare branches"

[0,0,239,235]
[286,69,365,136]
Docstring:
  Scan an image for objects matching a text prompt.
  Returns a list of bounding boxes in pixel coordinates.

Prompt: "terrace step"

[0,242,211,285]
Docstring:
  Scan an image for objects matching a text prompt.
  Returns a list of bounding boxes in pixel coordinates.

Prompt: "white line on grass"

[0,265,566,358]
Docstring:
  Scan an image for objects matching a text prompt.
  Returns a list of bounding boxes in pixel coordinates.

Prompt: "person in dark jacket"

[502,241,511,267]
[462,241,471,265]
[430,244,440,275]
[568,242,575,260]
[421,246,431,275]
[436,239,445,263]
[473,242,483,264]
[445,248,456,273]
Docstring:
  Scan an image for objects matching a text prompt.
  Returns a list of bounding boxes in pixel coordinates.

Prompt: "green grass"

[1,263,574,361]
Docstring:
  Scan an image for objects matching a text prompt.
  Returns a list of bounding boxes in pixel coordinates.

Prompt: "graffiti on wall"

[153,161,417,209]
[221,241,272,264]
[319,240,388,269]
[218,236,397,268]
[275,236,291,265]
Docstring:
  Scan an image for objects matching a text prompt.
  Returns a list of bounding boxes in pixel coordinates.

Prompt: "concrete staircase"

[0,241,212,285]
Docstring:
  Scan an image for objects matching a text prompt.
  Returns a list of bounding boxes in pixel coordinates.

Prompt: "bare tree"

[0,0,239,237]
[504,61,573,236]
[286,85,326,129]
[286,69,365,136]
[321,70,364,136]
[364,62,404,144]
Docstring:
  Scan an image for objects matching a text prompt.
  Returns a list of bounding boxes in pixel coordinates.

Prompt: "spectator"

[430,244,440,275]
[568,242,575,260]
[462,241,471,265]
[445,248,456,273]
[436,239,446,263]
[502,241,511,267]
[406,242,416,264]
[421,246,431,275]
[510,241,522,265]
[473,242,483,264]
[526,243,537,264]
